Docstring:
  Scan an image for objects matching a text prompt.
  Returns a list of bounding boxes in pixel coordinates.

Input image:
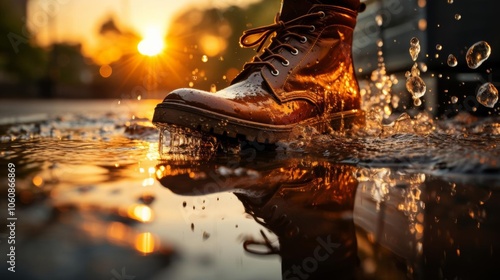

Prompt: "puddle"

[1,99,499,280]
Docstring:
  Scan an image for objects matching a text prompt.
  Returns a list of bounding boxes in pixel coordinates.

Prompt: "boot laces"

[243,229,280,255]
[239,11,325,76]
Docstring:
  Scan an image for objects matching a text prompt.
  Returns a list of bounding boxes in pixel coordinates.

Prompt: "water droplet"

[436,44,443,51]
[377,39,383,47]
[454,14,461,20]
[406,64,426,100]
[447,54,458,67]
[447,0,453,3]
[413,98,422,107]
[466,41,491,69]
[407,76,427,99]
[375,14,383,26]
[419,62,428,73]
[201,55,208,63]
[203,231,210,240]
[189,82,194,87]
[411,63,421,77]
[409,37,421,61]
[476,82,499,108]
[210,84,217,93]
[392,95,400,108]
[410,37,419,47]
[451,96,458,104]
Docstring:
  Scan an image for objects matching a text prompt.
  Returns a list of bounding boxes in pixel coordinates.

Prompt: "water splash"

[466,41,491,69]
[158,125,218,160]
[362,39,398,123]
[476,82,499,108]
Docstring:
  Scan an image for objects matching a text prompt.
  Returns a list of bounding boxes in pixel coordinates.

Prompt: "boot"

[153,0,364,144]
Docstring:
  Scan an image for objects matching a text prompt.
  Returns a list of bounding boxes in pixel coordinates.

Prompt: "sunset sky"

[27,0,261,57]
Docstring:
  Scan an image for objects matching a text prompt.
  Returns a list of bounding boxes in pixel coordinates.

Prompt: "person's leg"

[153,0,364,144]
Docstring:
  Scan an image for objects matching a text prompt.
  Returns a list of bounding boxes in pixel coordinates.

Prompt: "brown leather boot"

[153,1,364,143]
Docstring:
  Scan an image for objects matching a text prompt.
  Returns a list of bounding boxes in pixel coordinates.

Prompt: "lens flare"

[138,28,165,56]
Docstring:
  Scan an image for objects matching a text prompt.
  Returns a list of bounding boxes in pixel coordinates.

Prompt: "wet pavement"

[1,99,499,280]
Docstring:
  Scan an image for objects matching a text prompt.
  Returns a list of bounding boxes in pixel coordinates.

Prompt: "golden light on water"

[127,204,154,222]
[135,232,156,254]
[106,222,129,244]
[138,27,166,57]
[32,176,44,187]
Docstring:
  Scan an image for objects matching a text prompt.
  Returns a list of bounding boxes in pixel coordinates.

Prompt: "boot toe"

[162,88,203,104]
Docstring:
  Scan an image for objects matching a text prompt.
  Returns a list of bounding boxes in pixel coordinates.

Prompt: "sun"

[138,28,165,56]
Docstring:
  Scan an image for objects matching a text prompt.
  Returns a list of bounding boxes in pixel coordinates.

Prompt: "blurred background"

[0,0,499,116]
[0,0,278,99]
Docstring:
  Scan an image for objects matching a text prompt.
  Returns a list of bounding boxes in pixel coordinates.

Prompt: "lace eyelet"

[309,25,316,33]
[271,69,280,76]
[300,36,307,43]
[318,11,325,18]
[290,48,299,56]
[282,60,290,66]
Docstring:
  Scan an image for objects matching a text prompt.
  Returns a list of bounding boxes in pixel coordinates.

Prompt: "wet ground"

[1,99,499,280]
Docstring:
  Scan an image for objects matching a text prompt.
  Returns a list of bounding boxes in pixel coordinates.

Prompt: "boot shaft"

[240,4,361,112]
[280,0,362,21]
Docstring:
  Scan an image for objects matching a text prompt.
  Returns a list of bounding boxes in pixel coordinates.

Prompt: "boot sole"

[153,103,365,144]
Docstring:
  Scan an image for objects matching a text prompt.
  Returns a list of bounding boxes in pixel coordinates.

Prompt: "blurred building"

[12,0,28,18]
[0,0,47,98]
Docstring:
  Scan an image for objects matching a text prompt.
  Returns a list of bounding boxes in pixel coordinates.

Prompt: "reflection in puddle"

[157,153,500,279]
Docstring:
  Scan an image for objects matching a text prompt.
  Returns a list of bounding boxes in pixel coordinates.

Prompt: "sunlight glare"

[138,27,165,56]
